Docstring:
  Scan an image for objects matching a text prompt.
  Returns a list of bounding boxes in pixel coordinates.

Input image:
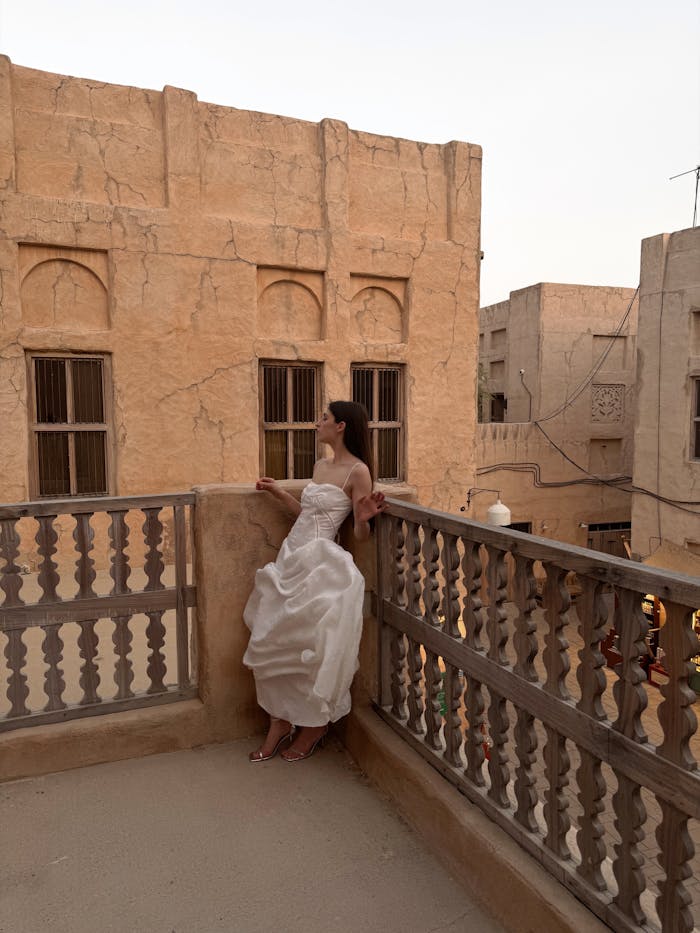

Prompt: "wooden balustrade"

[376,500,700,933]
[0,494,197,731]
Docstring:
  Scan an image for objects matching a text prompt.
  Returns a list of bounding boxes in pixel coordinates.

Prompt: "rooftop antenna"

[669,165,700,227]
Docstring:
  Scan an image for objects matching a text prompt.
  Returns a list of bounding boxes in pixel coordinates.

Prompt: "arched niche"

[258,279,322,341]
[350,286,404,343]
[21,259,109,330]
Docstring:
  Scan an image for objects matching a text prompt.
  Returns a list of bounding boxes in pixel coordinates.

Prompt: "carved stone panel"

[257,267,323,341]
[19,245,109,330]
[591,384,624,422]
[350,275,406,343]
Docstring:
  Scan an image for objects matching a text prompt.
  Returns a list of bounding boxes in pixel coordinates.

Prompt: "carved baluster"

[422,527,440,627]
[611,586,649,924]
[656,600,698,768]
[511,554,539,830]
[173,505,190,688]
[422,526,442,749]
[613,587,649,743]
[513,702,538,832]
[112,615,134,700]
[654,600,698,933]
[77,619,101,705]
[486,545,508,665]
[41,624,66,711]
[575,577,609,891]
[461,538,486,785]
[109,510,134,700]
[542,565,572,859]
[36,515,60,604]
[142,508,165,591]
[146,610,167,693]
[441,533,461,638]
[73,513,96,599]
[404,521,424,734]
[576,753,607,892]
[542,564,571,701]
[656,803,694,933]
[612,774,647,925]
[512,554,538,682]
[465,674,486,787]
[440,533,462,765]
[108,510,131,596]
[388,517,407,719]
[4,627,30,716]
[443,662,463,767]
[461,539,484,652]
[485,545,510,807]
[376,511,392,707]
[543,726,570,859]
[577,578,609,722]
[0,518,24,607]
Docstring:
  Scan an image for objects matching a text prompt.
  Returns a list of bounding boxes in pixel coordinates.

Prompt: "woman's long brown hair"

[329,400,374,483]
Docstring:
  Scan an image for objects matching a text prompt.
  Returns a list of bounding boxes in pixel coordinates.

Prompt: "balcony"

[2,486,699,932]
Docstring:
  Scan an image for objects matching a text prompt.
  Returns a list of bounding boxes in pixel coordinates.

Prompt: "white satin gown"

[242,481,364,727]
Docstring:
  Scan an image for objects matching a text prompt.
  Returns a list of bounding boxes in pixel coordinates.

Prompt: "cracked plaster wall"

[632,227,700,556]
[477,284,639,545]
[0,58,482,517]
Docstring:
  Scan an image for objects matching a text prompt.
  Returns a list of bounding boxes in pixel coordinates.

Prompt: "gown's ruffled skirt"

[243,532,364,726]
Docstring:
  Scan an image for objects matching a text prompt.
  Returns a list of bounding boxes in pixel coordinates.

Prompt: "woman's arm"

[350,467,386,542]
[255,477,302,517]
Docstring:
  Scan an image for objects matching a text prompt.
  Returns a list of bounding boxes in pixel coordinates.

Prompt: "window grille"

[260,362,320,479]
[351,364,404,481]
[29,354,110,498]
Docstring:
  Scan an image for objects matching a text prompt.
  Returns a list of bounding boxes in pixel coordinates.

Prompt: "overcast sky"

[0,0,698,306]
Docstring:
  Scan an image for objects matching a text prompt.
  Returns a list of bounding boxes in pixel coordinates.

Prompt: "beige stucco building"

[632,226,700,560]
[476,284,639,550]
[0,57,482,518]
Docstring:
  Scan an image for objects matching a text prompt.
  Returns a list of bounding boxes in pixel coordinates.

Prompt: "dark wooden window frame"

[259,360,322,479]
[27,351,114,499]
[692,376,700,460]
[351,363,405,482]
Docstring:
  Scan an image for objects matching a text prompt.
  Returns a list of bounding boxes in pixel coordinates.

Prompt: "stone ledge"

[0,698,217,783]
[341,703,608,933]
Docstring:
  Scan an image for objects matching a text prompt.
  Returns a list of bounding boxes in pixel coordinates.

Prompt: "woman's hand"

[255,477,282,497]
[254,477,302,517]
[355,491,386,524]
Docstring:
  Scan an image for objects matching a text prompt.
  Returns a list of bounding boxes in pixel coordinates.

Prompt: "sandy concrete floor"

[1,736,505,933]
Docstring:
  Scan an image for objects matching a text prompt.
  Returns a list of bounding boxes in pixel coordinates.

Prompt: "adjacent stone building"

[476,284,639,550]
[632,226,700,560]
[0,57,482,518]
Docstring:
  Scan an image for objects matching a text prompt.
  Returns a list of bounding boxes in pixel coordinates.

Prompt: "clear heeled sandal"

[248,720,295,762]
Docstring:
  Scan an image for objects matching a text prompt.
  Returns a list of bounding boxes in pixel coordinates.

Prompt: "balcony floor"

[1,735,505,933]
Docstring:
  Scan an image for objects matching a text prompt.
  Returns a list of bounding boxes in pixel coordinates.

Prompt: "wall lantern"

[461,487,512,526]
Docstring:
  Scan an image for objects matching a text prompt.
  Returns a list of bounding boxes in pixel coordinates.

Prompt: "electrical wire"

[533,421,700,513]
[476,460,631,488]
[477,444,700,513]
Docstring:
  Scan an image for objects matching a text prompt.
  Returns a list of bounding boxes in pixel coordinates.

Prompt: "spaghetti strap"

[341,462,361,492]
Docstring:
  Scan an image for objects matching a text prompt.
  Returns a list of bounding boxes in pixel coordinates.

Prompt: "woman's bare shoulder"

[347,460,372,491]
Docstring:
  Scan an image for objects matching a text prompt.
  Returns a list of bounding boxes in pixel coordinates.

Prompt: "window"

[693,378,700,460]
[260,362,320,479]
[28,353,111,498]
[509,521,532,534]
[490,393,507,423]
[351,364,404,481]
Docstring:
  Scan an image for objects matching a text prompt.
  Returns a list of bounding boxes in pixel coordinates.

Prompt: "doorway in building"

[586,521,631,558]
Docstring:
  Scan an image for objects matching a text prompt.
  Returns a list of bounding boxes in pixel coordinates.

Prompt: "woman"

[243,401,386,761]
